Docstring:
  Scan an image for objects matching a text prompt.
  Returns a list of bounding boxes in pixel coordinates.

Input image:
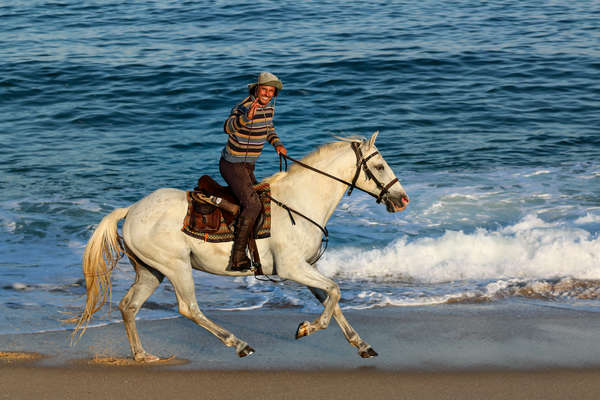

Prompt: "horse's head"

[352,131,409,213]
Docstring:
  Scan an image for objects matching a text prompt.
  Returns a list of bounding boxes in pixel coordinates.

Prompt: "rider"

[220,72,287,271]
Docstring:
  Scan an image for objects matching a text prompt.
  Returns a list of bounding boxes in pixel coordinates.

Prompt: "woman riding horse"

[220,72,287,271]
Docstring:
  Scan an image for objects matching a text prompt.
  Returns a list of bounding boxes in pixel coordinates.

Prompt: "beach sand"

[2,303,600,399]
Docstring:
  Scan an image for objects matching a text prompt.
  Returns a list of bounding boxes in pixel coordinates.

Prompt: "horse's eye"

[375,165,385,171]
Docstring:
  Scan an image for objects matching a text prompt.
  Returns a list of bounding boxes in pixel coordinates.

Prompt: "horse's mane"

[263,136,364,184]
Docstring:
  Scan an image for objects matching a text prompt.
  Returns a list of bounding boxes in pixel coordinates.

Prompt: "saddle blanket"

[181,182,271,243]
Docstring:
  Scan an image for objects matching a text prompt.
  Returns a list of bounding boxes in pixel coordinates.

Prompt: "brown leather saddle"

[182,175,272,272]
[189,175,240,232]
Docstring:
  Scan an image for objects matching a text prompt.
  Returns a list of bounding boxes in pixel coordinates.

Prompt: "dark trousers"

[219,157,262,222]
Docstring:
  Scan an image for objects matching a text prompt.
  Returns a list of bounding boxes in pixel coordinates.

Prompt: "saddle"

[181,175,271,244]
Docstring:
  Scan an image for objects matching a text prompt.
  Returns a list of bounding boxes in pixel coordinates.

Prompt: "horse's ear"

[367,131,379,149]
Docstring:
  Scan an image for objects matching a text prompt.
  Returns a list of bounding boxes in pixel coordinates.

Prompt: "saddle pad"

[181,182,271,243]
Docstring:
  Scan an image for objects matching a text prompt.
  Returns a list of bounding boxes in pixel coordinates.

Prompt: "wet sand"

[2,303,600,399]
[3,366,600,400]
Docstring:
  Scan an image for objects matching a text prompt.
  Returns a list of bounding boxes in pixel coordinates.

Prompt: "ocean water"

[1,0,599,334]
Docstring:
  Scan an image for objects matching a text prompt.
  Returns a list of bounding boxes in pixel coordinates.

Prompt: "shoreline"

[2,302,600,370]
[3,303,600,399]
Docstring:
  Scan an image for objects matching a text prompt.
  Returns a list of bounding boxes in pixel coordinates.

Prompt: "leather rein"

[266,142,399,270]
[280,142,399,203]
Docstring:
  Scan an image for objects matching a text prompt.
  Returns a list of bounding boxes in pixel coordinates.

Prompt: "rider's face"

[256,85,276,105]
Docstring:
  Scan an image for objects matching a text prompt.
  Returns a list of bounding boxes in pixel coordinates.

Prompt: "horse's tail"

[70,207,130,342]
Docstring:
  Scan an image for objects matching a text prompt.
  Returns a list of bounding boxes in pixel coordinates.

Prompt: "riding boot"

[230,216,253,272]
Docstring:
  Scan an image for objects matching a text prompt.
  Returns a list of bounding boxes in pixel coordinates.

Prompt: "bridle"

[260,141,401,274]
[347,142,399,203]
[280,141,399,204]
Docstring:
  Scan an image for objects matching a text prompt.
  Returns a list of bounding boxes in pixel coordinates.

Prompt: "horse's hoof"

[295,321,310,340]
[359,347,378,358]
[135,353,161,363]
[238,345,255,358]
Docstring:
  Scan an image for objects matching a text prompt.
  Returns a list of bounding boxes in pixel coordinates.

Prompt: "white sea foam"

[2,220,16,233]
[11,282,29,291]
[343,291,473,309]
[580,171,600,179]
[342,277,600,310]
[72,198,103,212]
[67,240,86,249]
[522,170,552,177]
[216,299,269,311]
[319,214,600,283]
[575,213,600,224]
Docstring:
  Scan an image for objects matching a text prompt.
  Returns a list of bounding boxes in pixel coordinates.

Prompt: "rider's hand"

[276,145,287,156]
[247,98,260,119]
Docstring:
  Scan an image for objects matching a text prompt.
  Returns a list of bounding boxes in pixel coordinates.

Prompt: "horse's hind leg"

[309,287,378,358]
[166,262,254,357]
[119,261,164,362]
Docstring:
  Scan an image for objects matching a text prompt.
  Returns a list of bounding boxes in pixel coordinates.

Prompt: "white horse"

[73,132,409,362]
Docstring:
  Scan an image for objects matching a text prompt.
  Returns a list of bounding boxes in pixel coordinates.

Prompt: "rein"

[267,195,329,266]
[265,141,399,270]
[253,195,329,282]
[279,142,398,203]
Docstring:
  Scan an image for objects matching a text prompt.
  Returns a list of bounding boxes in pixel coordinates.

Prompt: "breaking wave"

[320,214,600,284]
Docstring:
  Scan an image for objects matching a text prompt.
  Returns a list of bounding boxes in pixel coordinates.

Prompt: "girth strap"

[268,194,329,265]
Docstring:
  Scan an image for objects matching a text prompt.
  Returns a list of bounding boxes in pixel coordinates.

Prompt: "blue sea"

[1,0,599,334]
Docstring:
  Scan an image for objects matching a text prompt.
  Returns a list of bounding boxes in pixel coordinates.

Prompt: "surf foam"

[319,214,600,283]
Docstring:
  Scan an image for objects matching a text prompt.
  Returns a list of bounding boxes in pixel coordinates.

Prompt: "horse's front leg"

[309,287,378,358]
[278,261,340,339]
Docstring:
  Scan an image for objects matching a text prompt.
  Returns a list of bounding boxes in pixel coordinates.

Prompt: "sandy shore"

[2,303,600,398]
[3,365,600,400]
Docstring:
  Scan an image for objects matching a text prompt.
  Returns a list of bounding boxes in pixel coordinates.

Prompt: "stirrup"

[229,251,253,272]
[230,255,262,273]
[230,260,253,272]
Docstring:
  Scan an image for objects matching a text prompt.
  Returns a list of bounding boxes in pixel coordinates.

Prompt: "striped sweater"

[222,96,282,163]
